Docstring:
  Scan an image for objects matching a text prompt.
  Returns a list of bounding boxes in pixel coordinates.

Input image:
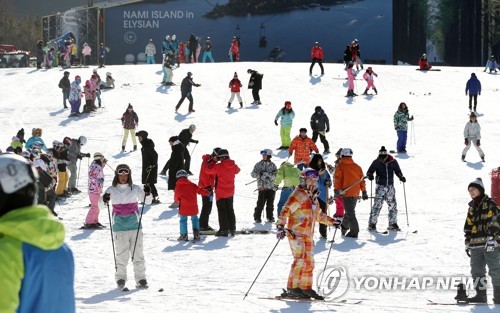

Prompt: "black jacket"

[180,76,199,94]
[140,138,158,184]
[188,35,198,51]
[59,76,71,91]
[366,155,403,186]
[178,128,196,147]
[168,141,185,190]
[248,71,263,90]
[310,110,330,132]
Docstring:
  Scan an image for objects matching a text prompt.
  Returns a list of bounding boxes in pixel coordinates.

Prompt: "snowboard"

[199,229,270,235]
[416,68,441,71]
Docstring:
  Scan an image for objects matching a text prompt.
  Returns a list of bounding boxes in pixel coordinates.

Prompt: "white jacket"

[463,121,481,139]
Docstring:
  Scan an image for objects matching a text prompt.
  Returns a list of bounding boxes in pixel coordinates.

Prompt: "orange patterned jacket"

[289,136,318,165]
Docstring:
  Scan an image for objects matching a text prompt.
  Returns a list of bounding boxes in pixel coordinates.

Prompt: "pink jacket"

[88,161,104,194]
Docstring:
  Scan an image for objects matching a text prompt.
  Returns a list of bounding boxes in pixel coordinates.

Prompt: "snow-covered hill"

[1,61,499,312]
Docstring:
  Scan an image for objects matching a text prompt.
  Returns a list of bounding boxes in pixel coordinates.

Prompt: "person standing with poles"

[67,135,89,194]
[277,169,341,300]
[103,164,152,289]
[227,72,243,109]
[366,146,406,232]
[136,131,160,204]
[82,152,107,229]
[178,124,199,175]
[198,148,220,231]
[250,149,278,223]
[462,111,485,162]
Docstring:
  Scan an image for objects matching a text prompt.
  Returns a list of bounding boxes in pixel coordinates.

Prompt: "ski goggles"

[117,168,130,175]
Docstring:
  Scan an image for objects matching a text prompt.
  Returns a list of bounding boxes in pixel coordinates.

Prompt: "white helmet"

[93,68,98,73]
[260,149,272,156]
[341,148,353,157]
[165,35,170,40]
[106,72,111,76]
[172,34,176,40]
[79,136,87,146]
[0,154,38,194]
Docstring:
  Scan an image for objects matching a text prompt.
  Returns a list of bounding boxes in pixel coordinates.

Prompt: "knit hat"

[469,111,477,117]
[127,103,133,109]
[379,146,388,155]
[234,72,238,78]
[285,101,292,107]
[468,177,485,195]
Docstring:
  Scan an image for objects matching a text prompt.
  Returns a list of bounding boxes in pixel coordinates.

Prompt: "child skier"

[362,67,378,95]
[174,169,210,241]
[83,152,106,229]
[274,161,301,217]
[227,72,243,109]
[250,149,278,223]
[326,148,345,218]
[462,112,485,162]
[121,103,139,152]
[346,61,357,97]
[83,80,94,113]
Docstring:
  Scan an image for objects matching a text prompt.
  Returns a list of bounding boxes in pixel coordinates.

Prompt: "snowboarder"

[310,106,330,154]
[250,149,278,223]
[198,148,220,231]
[274,101,295,149]
[465,73,481,111]
[350,39,363,70]
[309,42,324,76]
[334,148,368,238]
[228,72,243,108]
[202,37,214,63]
[145,39,156,64]
[274,161,301,216]
[308,154,332,239]
[418,53,432,70]
[167,136,185,194]
[136,131,159,204]
[362,67,378,95]
[121,104,139,152]
[277,169,341,300]
[58,71,71,109]
[247,69,263,105]
[103,164,151,289]
[178,124,199,175]
[366,146,406,231]
[393,102,414,153]
[0,154,76,312]
[174,169,210,241]
[463,177,500,304]
[346,61,357,97]
[68,75,83,116]
[462,112,485,162]
[83,152,107,229]
[288,128,319,170]
[67,135,90,194]
[175,72,201,113]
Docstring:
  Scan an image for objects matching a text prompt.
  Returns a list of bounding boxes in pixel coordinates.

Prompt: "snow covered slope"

[1,62,499,312]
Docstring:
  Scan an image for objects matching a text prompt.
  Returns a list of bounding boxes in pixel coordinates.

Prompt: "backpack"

[58,78,64,89]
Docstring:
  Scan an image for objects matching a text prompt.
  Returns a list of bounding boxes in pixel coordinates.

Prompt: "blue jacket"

[366,155,403,186]
[465,73,481,95]
[275,108,295,126]
[317,170,331,203]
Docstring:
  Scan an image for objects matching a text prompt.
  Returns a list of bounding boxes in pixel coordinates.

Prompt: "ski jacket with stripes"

[105,184,151,231]
[464,195,500,250]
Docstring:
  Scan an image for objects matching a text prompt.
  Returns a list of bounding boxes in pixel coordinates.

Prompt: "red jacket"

[198,154,216,189]
[206,158,240,200]
[229,78,242,92]
[311,46,323,60]
[174,177,210,216]
[418,58,432,69]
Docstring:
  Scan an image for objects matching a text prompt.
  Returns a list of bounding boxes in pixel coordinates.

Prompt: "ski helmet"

[217,149,229,158]
[172,34,176,40]
[52,140,62,148]
[212,147,221,157]
[93,68,98,73]
[78,136,87,146]
[260,149,272,156]
[176,169,188,179]
[299,169,319,188]
[189,124,196,131]
[341,148,353,157]
[93,152,104,160]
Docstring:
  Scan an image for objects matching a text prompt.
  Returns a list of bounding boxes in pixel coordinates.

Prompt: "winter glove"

[274,120,278,126]
[85,153,91,158]
[273,185,279,191]
[326,128,330,133]
[195,84,201,87]
[97,178,104,184]
[408,115,414,121]
[367,173,374,181]
[362,191,368,200]
[327,196,334,205]
[486,236,498,252]
[399,176,406,183]
[333,189,341,198]
[103,193,110,204]
[332,217,342,228]
[464,138,469,145]
[476,140,480,147]
[194,140,199,144]
[276,226,286,240]
[143,184,151,194]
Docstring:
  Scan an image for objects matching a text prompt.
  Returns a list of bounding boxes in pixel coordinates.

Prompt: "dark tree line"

[0,0,41,52]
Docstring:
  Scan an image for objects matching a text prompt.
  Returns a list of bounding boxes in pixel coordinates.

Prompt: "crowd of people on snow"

[35,38,106,69]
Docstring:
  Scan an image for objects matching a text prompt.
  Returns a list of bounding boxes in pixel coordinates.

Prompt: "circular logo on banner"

[317,266,349,300]
[123,31,137,45]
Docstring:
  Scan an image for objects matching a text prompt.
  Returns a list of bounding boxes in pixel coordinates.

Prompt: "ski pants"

[68,160,78,189]
[62,89,70,107]
[162,66,168,82]
[309,58,324,74]
[228,92,242,105]
[369,184,397,226]
[176,92,194,111]
[122,129,137,147]
[199,194,214,229]
[312,130,329,151]
[468,94,478,110]
[341,197,360,235]
[202,51,214,63]
[183,150,192,172]
[114,230,146,284]
[251,88,260,102]
[396,130,407,152]
[69,99,81,114]
[287,237,315,289]
[85,193,101,224]
[95,90,101,106]
[277,187,294,216]
[179,214,200,235]
[334,197,345,217]
[353,56,363,69]
[254,189,276,220]
[366,80,376,90]
[318,198,328,238]
[146,55,155,64]
[348,77,355,90]
[280,125,292,147]
[56,171,69,195]
[470,248,500,286]
[462,138,485,158]
[216,196,235,232]
[165,68,173,83]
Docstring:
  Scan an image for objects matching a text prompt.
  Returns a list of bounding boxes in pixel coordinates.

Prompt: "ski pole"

[370,180,373,209]
[318,226,338,289]
[245,179,257,186]
[403,182,409,227]
[190,142,197,156]
[76,158,82,190]
[106,202,118,271]
[375,75,386,91]
[105,163,116,173]
[131,168,152,261]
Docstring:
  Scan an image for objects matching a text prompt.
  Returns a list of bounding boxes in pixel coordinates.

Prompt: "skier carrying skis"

[175,72,201,113]
[362,67,378,95]
[247,69,263,105]
[198,147,221,231]
[463,177,500,304]
[251,149,278,223]
[174,169,210,241]
[136,130,159,204]
[0,153,76,313]
[366,146,406,231]
[83,152,107,229]
[418,53,432,70]
[462,112,485,162]
[393,102,414,153]
[308,154,332,239]
[346,61,357,97]
[310,106,330,154]
[274,101,295,150]
[274,161,301,217]
[465,73,481,112]
[277,169,341,300]
[103,164,152,289]
[309,42,324,76]
[227,72,243,109]
[121,103,139,152]
[288,128,319,170]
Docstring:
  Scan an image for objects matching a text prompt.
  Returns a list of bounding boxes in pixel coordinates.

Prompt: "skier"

[25,128,47,152]
[82,80,95,113]
[288,128,319,170]
[274,161,301,216]
[202,37,215,63]
[81,42,91,66]
[366,146,406,231]
[83,152,107,229]
[227,72,243,109]
[251,149,278,223]
[161,35,171,54]
[121,103,139,152]
[102,72,115,89]
[52,140,70,198]
[169,34,179,54]
[343,45,352,70]
[310,106,330,154]
[68,75,83,116]
[188,34,198,63]
[308,154,332,239]
[162,52,175,85]
[309,42,324,76]
[174,169,210,241]
[205,149,240,236]
[0,153,76,313]
[91,69,102,107]
[463,177,500,304]
[247,69,263,105]
[175,72,201,113]
[350,39,363,70]
[103,164,151,289]
[325,148,345,218]
[274,101,295,150]
[136,130,159,204]
[334,148,368,238]
[346,61,357,97]
[40,152,58,217]
[35,39,44,69]
[67,135,90,194]
[229,37,239,62]
[198,148,221,231]
[33,157,56,217]
[178,125,199,175]
[462,112,485,162]
[98,43,105,68]
[393,102,414,153]
[277,169,341,300]
[465,73,481,111]
[167,136,185,195]
[362,67,378,95]
[145,39,156,64]
[179,41,186,63]
[484,55,499,73]
[58,71,71,109]
[418,53,432,70]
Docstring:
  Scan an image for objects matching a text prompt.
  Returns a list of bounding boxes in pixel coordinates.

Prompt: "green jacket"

[275,162,301,187]
[393,109,412,131]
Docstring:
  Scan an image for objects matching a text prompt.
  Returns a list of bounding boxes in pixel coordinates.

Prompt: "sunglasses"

[117,168,130,175]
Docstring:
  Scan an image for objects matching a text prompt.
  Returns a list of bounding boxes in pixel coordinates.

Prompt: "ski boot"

[387,223,401,231]
[467,278,487,303]
[302,288,325,300]
[374,88,378,94]
[362,88,369,95]
[117,279,126,289]
[177,234,189,241]
[193,229,201,241]
[227,102,231,109]
[137,279,148,289]
[239,102,243,108]
[454,283,468,304]
[462,155,466,162]
[215,230,228,237]
[368,223,377,231]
